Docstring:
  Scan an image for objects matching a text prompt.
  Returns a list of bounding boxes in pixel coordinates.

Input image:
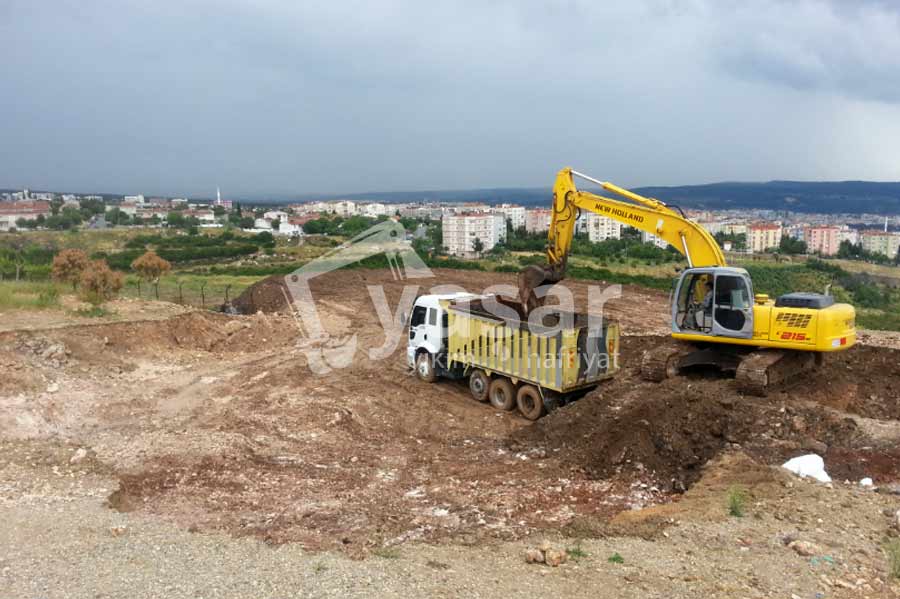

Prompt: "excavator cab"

[673,267,754,339]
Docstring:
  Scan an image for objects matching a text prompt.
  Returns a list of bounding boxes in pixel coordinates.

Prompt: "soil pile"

[513,336,900,491]
[230,275,292,314]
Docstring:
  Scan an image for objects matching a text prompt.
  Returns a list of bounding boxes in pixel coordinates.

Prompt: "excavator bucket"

[517,263,556,316]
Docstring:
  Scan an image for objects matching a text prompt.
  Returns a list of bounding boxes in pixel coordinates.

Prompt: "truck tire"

[488,378,516,411]
[469,370,489,402]
[415,351,437,383]
[516,385,545,421]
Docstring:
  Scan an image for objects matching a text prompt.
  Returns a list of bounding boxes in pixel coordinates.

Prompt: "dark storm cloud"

[1,1,899,196]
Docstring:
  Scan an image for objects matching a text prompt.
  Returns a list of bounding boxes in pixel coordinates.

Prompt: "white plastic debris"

[859,477,874,487]
[781,454,832,483]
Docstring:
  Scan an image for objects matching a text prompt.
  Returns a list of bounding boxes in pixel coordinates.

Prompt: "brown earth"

[2,267,900,585]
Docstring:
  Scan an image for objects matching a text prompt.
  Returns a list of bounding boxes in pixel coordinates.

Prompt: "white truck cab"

[406,292,477,379]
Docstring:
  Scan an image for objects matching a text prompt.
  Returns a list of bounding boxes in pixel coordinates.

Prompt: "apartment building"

[359,202,389,217]
[748,223,783,253]
[641,231,669,250]
[837,227,859,246]
[494,204,526,231]
[804,225,841,256]
[0,200,52,231]
[861,230,900,258]
[586,213,622,242]
[524,208,552,233]
[442,212,506,258]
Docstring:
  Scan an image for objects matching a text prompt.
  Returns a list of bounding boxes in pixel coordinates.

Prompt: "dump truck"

[407,292,620,420]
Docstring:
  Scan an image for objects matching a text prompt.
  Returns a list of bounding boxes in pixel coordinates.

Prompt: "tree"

[778,236,807,255]
[131,250,171,299]
[79,259,123,306]
[472,237,484,256]
[52,249,90,290]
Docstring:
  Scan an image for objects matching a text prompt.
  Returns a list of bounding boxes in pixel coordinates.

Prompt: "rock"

[791,415,807,434]
[46,382,59,394]
[876,483,900,496]
[834,579,855,589]
[859,477,874,487]
[539,540,553,552]
[544,549,567,567]
[69,448,87,464]
[800,438,828,454]
[895,510,900,531]
[789,540,822,557]
[524,549,544,564]
[109,526,128,537]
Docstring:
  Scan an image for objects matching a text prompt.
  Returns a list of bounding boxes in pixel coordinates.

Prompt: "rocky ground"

[1,267,899,598]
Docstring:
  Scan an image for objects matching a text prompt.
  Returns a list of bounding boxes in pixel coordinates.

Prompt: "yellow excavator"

[518,168,857,395]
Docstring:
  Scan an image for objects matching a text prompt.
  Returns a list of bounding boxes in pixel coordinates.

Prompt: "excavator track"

[640,340,694,382]
[735,350,820,396]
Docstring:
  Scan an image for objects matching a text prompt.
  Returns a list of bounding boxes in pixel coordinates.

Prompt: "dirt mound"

[513,336,898,491]
[230,275,292,314]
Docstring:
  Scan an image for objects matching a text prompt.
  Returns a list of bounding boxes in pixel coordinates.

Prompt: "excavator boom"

[519,167,725,312]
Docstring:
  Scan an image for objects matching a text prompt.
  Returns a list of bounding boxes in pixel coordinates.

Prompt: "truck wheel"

[516,385,545,421]
[415,352,437,383]
[469,370,489,402]
[488,378,516,411]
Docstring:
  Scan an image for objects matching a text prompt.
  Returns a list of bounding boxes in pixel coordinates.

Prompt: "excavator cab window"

[712,275,752,333]
[675,272,713,333]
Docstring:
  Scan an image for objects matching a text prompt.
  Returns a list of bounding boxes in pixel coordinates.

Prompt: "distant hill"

[5,181,900,214]
[316,180,900,215]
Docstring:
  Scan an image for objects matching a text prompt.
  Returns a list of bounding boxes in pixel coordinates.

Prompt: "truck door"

[409,303,442,354]
[409,304,428,350]
[711,273,754,339]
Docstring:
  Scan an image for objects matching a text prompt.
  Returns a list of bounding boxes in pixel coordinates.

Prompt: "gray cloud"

[1,0,899,196]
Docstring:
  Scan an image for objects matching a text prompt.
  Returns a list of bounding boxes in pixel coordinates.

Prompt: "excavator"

[518,167,857,395]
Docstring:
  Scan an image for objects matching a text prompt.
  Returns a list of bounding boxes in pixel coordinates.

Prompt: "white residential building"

[525,208,552,233]
[642,231,669,250]
[442,212,506,258]
[837,226,859,246]
[748,223,783,253]
[333,200,357,217]
[254,218,273,230]
[359,202,389,217]
[586,213,622,243]
[263,210,289,222]
[494,204,526,231]
[124,194,145,204]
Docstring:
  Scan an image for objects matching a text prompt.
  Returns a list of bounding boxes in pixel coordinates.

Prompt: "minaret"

[217,186,221,206]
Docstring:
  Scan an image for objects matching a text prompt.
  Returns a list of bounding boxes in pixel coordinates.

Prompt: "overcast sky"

[2,0,900,197]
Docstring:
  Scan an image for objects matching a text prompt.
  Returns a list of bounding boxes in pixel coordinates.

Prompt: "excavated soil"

[2,267,900,560]
[230,275,293,314]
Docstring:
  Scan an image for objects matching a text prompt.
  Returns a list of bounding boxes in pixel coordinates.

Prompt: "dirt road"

[2,268,899,597]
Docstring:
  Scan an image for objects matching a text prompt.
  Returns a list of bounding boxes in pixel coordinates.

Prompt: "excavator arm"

[518,168,727,313]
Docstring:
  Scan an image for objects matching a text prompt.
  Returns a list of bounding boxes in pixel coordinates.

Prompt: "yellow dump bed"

[444,297,619,394]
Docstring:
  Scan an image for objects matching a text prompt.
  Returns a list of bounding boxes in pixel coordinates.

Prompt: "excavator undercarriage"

[639,339,822,396]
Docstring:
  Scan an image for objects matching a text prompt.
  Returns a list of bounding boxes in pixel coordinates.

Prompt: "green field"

[2,228,900,332]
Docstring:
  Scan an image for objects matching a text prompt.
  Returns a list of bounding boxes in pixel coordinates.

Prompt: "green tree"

[472,237,484,256]
[778,236,807,255]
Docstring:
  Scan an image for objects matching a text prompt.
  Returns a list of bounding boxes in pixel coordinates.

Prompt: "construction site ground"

[2,267,900,598]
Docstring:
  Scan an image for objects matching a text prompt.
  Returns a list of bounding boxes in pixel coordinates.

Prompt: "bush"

[79,260,124,306]
[51,249,90,290]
